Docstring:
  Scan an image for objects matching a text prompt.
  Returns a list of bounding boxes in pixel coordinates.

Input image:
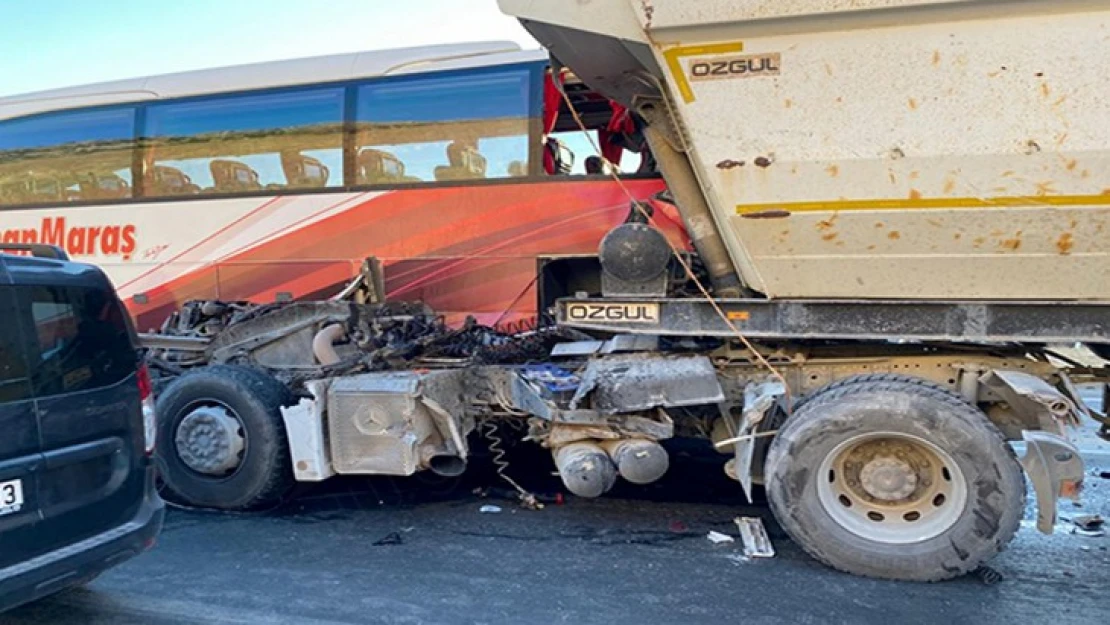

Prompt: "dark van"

[0,244,163,613]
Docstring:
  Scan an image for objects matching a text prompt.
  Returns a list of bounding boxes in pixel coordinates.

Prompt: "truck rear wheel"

[155,365,294,510]
[765,376,1024,581]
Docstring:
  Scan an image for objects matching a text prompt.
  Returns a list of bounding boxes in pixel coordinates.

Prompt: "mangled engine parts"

[514,354,725,498]
[279,369,474,482]
[327,372,470,477]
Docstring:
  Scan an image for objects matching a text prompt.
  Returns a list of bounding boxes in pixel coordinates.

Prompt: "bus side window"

[0,108,136,207]
[353,67,531,184]
[143,88,344,197]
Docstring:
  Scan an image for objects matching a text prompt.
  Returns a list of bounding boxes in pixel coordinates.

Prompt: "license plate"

[0,479,24,516]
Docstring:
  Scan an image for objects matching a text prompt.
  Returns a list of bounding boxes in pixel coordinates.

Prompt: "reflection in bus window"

[0,108,135,206]
[354,68,531,183]
[144,88,344,195]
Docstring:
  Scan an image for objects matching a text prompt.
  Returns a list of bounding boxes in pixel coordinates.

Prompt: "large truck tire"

[155,365,295,510]
[765,375,1024,582]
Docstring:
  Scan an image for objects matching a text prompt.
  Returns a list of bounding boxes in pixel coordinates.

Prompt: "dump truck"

[143,0,1109,581]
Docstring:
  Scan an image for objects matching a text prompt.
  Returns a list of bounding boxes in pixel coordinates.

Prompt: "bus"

[0,41,680,331]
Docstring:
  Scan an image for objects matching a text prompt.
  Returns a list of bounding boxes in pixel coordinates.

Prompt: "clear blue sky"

[0,0,537,97]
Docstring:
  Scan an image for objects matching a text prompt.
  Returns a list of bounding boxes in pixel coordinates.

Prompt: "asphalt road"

[5,425,1108,625]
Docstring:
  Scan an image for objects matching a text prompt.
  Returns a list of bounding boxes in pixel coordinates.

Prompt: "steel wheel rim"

[816,431,967,544]
[174,399,248,479]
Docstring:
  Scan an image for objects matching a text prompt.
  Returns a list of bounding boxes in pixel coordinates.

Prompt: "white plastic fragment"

[706,530,735,544]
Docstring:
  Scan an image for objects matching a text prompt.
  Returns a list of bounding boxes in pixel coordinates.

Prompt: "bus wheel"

[765,375,1024,581]
[155,365,294,510]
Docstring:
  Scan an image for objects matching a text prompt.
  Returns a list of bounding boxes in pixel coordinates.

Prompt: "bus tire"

[155,365,294,510]
[765,376,1024,582]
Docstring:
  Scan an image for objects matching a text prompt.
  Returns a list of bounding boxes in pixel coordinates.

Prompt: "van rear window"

[24,286,135,396]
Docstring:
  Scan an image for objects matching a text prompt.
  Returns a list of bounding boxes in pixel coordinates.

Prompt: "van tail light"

[137,363,156,455]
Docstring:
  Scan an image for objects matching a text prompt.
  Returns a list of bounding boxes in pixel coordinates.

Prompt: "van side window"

[0,108,135,207]
[144,88,345,196]
[0,288,32,403]
[354,68,532,184]
[24,285,134,396]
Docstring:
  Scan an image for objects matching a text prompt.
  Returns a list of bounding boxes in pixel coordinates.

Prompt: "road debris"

[735,517,775,558]
[1071,514,1105,537]
[479,505,503,514]
[706,531,735,544]
[974,565,1004,585]
[372,532,404,546]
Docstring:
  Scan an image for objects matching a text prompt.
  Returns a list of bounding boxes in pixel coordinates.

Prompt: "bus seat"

[507,160,527,177]
[0,175,62,205]
[78,173,130,200]
[543,137,573,175]
[149,165,200,196]
[280,151,330,189]
[357,148,409,185]
[434,142,487,181]
[210,159,262,192]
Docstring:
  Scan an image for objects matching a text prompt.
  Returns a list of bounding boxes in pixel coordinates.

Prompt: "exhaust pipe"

[553,442,618,498]
[426,453,467,477]
[313,324,346,365]
[600,439,669,485]
[419,442,468,477]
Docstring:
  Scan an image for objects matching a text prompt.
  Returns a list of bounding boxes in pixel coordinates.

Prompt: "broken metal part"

[1018,430,1085,534]
[735,517,775,558]
[1055,370,1098,423]
[550,334,660,357]
[724,381,787,502]
[330,257,385,304]
[280,379,335,482]
[139,333,210,352]
[534,408,675,448]
[1071,514,1105,533]
[707,531,735,544]
[325,370,470,477]
[981,370,1081,433]
[313,324,347,365]
[144,295,574,392]
[569,354,725,413]
[372,532,404,546]
[507,367,678,443]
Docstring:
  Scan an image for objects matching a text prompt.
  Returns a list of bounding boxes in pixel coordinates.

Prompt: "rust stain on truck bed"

[1056,233,1075,255]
